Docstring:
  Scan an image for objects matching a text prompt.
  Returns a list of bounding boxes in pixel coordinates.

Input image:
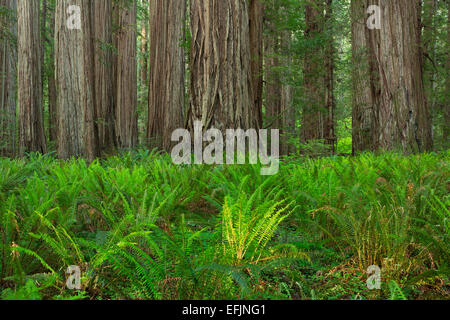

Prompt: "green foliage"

[0,151,448,300]
[388,281,408,301]
[2,279,42,300]
[219,187,291,264]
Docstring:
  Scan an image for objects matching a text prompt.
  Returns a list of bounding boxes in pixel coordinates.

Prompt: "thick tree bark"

[47,8,57,143]
[43,2,58,143]
[369,0,433,152]
[17,0,47,154]
[351,0,376,153]
[92,0,116,152]
[148,0,185,151]
[55,0,98,161]
[301,0,327,144]
[189,0,257,132]
[115,0,138,149]
[249,0,264,128]
[0,0,17,156]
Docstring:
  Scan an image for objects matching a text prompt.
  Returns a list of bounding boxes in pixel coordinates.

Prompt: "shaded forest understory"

[0,151,449,300]
[0,0,449,301]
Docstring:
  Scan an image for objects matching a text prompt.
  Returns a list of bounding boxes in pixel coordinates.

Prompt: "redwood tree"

[351,0,376,153]
[55,0,98,160]
[369,0,433,152]
[249,0,264,128]
[189,0,257,132]
[148,0,185,151]
[17,0,47,154]
[301,1,327,144]
[0,0,17,156]
[92,0,116,152]
[115,0,138,149]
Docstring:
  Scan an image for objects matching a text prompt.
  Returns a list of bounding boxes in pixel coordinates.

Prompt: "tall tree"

[140,0,149,86]
[189,0,257,132]
[351,0,376,153]
[422,0,437,118]
[368,0,433,152]
[280,30,295,155]
[445,1,449,146]
[55,0,98,160]
[301,0,327,144]
[324,0,336,153]
[92,0,116,152]
[17,0,47,154]
[264,11,281,130]
[115,0,138,149]
[300,0,335,153]
[0,0,17,156]
[46,6,58,143]
[148,0,185,151]
[249,0,264,128]
[352,0,433,153]
[264,3,295,155]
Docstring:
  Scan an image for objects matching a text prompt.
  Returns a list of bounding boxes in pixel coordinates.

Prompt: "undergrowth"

[0,150,448,300]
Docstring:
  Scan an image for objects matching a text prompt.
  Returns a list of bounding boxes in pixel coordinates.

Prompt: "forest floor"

[0,151,449,300]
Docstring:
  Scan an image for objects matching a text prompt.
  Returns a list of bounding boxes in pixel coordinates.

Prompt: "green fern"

[388,281,407,300]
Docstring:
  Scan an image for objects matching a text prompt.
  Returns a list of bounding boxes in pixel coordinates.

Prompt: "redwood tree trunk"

[249,0,264,128]
[46,7,57,143]
[55,0,98,160]
[351,0,376,153]
[301,1,326,144]
[17,0,47,154]
[189,0,257,132]
[92,0,116,152]
[0,0,17,156]
[369,0,433,152]
[115,0,138,149]
[148,0,185,151]
[324,0,336,153]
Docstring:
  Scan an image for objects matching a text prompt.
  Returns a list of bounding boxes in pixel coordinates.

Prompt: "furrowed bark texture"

[17,0,47,154]
[301,0,327,143]
[189,0,257,132]
[55,0,98,161]
[148,0,185,151]
[0,0,17,156]
[46,6,57,142]
[249,0,264,128]
[351,0,376,153]
[92,0,116,152]
[115,0,138,149]
[369,0,432,152]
